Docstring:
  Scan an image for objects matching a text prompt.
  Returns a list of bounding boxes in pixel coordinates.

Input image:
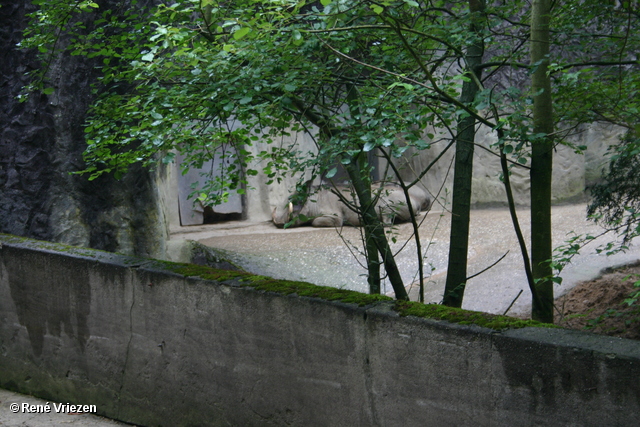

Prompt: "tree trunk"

[443,0,485,307]
[530,0,554,323]
[345,161,409,300]
[365,233,381,294]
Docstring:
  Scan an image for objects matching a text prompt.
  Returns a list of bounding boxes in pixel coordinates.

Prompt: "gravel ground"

[174,203,640,318]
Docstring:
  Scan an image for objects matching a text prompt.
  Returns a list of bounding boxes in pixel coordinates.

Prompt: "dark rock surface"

[0,0,166,257]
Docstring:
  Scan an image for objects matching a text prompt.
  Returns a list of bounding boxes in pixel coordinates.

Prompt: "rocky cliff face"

[0,0,166,257]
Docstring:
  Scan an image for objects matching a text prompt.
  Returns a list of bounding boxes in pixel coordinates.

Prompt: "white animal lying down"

[272,182,431,228]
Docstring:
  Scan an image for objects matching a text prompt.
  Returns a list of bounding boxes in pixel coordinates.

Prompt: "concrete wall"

[1,234,639,426]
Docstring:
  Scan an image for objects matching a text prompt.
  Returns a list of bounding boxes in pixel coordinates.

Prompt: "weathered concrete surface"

[1,234,639,426]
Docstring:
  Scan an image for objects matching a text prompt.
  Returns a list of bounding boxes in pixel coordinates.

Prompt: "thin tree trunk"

[358,154,381,295]
[498,130,542,311]
[530,0,554,323]
[365,235,381,294]
[443,0,485,307]
[345,161,409,300]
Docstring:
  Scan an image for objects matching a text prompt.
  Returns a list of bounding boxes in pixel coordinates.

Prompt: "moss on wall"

[169,263,393,307]
[168,262,556,329]
[1,233,556,330]
[394,300,557,330]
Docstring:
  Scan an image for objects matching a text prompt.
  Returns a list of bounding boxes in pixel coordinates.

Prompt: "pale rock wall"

[394,122,624,208]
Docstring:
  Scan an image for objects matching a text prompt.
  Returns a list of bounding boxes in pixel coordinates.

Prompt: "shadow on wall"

[6,251,91,357]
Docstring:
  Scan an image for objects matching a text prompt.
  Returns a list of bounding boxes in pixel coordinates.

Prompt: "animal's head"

[272,181,316,228]
[272,202,296,228]
[272,201,313,228]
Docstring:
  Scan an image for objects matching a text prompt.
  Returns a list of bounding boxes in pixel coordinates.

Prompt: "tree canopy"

[19,0,640,320]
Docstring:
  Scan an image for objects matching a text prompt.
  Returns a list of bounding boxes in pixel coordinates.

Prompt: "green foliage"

[19,0,639,204]
[623,274,640,307]
[21,0,474,208]
[552,1,640,128]
[588,132,640,249]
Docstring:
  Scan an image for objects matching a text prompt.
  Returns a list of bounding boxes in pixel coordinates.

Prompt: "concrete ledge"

[1,234,639,426]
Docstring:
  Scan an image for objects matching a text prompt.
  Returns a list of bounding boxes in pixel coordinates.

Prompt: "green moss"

[0,234,29,244]
[170,263,251,282]
[243,277,393,306]
[394,300,557,331]
[169,263,555,325]
[169,263,392,306]
[0,234,104,258]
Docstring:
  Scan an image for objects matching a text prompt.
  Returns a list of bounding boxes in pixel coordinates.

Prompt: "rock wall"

[1,234,639,426]
[0,0,167,258]
[394,122,624,208]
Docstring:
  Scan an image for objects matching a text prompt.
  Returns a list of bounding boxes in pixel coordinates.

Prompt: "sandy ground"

[173,203,640,318]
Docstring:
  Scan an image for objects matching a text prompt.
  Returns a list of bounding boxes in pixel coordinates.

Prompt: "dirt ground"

[556,262,640,340]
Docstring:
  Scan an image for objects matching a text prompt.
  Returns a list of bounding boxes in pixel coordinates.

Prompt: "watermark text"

[9,402,97,414]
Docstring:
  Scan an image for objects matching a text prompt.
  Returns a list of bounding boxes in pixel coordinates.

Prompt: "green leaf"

[453,74,470,82]
[162,152,176,164]
[141,52,155,62]
[320,0,332,5]
[233,27,251,40]
[389,82,414,91]
[42,87,55,95]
